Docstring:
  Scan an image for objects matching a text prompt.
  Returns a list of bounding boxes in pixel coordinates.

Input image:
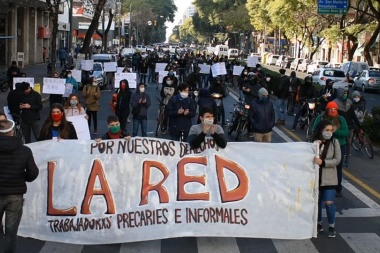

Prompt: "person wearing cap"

[0,119,39,252]
[274,68,290,125]
[131,82,151,137]
[312,101,349,197]
[249,88,275,142]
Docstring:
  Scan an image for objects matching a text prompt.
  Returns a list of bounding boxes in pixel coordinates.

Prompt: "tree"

[365,0,380,65]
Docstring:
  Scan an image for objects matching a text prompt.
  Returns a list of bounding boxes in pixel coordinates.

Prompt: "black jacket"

[249,98,275,134]
[275,75,290,99]
[7,89,24,115]
[167,94,197,132]
[39,122,78,141]
[20,90,43,121]
[0,136,39,195]
[116,89,132,111]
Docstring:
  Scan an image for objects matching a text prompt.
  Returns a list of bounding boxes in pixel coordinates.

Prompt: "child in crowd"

[95,115,131,142]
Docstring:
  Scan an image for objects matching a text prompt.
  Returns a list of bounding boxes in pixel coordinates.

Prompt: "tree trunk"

[327,46,332,62]
[364,22,380,66]
[309,38,324,60]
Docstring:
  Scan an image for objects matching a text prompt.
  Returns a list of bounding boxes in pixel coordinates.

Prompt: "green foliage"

[362,106,380,143]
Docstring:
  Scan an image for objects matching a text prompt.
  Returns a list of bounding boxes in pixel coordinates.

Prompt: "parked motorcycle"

[227,101,250,141]
[0,72,9,92]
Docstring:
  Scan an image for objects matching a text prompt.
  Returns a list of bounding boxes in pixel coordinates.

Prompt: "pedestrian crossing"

[5,232,380,253]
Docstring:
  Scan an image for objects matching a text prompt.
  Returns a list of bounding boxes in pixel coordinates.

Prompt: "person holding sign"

[114,80,132,132]
[82,77,101,135]
[39,104,78,141]
[65,70,79,94]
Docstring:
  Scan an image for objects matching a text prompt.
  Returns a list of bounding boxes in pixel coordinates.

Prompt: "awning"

[77,33,101,40]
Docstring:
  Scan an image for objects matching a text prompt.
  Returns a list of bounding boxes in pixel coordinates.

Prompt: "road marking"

[39,242,83,253]
[340,233,380,252]
[119,240,161,253]
[197,237,240,253]
[272,239,319,253]
[343,170,380,200]
[273,127,293,143]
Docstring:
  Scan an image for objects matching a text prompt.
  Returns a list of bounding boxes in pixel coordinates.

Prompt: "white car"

[266,54,280,65]
[275,55,285,67]
[307,61,328,74]
[297,59,311,72]
[290,58,304,70]
[311,67,347,87]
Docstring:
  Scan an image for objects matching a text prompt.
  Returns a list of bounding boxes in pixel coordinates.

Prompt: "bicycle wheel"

[305,117,312,141]
[155,109,164,137]
[351,131,361,151]
[362,133,374,159]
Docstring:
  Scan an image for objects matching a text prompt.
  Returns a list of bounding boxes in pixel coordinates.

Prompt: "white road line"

[342,179,380,209]
[39,242,83,253]
[273,127,294,143]
[197,237,240,253]
[272,239,319,253]
[119,239,161,253]
[340,233,380,253]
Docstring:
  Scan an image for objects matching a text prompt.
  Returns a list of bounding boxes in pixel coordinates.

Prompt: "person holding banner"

[0,118,39,253]
[95,115,131,142]
[82,77,101,135]
[311,119,341,238]
[64,94,87,119]
[39,103,78,141]
[131,83,151,137]
[114,79,132,132]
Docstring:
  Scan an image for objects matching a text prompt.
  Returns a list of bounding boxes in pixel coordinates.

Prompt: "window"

[332,70,345,77]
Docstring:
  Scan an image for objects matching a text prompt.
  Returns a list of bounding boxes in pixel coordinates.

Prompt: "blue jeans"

[292,103,302,129]
[318,189,336,225]
[276,98,286,120]
[0,195,24,253]
[132,118,147,137]
[336,144,347,193]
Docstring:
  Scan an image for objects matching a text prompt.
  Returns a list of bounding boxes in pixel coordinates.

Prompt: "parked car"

[92,54,116,64]
[307,61,328,74]
[266,54,280,65]
[78,62,107,90]
[275,55,286,67]
[250,53,261,63]
[341,61,369,78]
[311,68,347,87]
[325,62,341,68]
[369,66,380,71]
[290,58,304,70]
[281,57,295,69]
[353,69,380,92]
[297,59,311,72]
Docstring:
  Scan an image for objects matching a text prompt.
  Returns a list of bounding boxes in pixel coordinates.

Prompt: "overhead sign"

[318,0,348,14]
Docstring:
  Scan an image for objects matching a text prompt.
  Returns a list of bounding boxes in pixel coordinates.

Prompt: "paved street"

[0,64,380,252]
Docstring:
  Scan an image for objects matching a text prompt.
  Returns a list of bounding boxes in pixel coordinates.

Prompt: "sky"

[165,0,193,42]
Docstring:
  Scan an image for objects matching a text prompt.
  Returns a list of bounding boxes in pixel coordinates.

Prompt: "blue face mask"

[260,97,269,103]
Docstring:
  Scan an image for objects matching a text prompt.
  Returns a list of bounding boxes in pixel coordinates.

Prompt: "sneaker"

[127,118,131,123]
[317,224,323,233]
[328,227,336,238]
[291,128,296,132]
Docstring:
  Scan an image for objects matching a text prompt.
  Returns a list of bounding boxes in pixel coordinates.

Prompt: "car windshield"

[93,64,102,71]
[323,70,345,77]
[369,71,380,77]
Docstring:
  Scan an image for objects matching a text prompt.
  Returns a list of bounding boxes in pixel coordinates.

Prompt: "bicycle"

[155,97,166,137]
[351,128,374,159]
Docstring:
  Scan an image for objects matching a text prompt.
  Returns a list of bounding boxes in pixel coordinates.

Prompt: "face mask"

[244,71,248,75]
[139,87,145,93]
[92,82,97,86]
[51,113,63,122]
[203,118,214,125]
[328,110,338,117]
[266,77,271,82]
[322,131,333,140]
[180,92,188,98]
[70,100,77,107]
[260,97,269,103]
[342,94,348,101]
[120,84,126,90]
[166,80,173,85]
[257,68,261,71]
[109,125,121,134]
[67,74,72,78]
[353,97,360,103]
[169,72,174,76]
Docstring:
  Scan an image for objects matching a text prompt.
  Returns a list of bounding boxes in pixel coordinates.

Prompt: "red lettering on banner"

[215,155,249,203]
[81,159,115,214]
[139,161,170,205]
[47,161,77,216]
[177,156,210,201]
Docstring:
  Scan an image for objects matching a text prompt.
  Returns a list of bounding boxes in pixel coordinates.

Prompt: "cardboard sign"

[81,60,94,71]
[211,62,227,77]
[155,63,167,72]
[199,64,211,74]
[42,78,66,95]
[247,56,259,68]
[63,83,74,97]
[71,70,82,82]
[114,72,137,88]
[104,62,117,72]
[66,115,91,140]
[13,77,34,89]
[233,66,245,76]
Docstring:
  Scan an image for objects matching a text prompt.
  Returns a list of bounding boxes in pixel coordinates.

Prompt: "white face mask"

[353,97,360,103]
[322,131,333,140]
[180,92,188,98]
[166,80,173,85]
[266,77,271,82]
[92,82,97,86]
[243,71,248,75]
[139,87,145,93]
[67,74,72,78]
[203,118,214,125]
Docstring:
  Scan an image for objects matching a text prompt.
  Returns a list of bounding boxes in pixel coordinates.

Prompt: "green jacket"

[312,114,349,146]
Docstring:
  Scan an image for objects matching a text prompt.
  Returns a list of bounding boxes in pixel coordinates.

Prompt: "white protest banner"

[81,60,94,71]
[42,78,66,95]
[233,66,245,76]
[13,77,34,89]
[247,56,259,67]
[63,83,74,97]
[71,69,82,82]
[114,72,137,88]
[66,115,91,140]
[158,71,168,83]
[199,64,211,74]
[19,140,318,244]
[104,62,117,72]
[211,62,227,77]
[3,106,12,120]
[155,63,167,72]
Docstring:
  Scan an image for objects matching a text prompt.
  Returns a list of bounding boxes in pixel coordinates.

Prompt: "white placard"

[117,67,132,73]
[42,78,66,95]
[199,64,211,74]
[247,56,259,67]
[71,69,82,82]
[66,115,91,140]
[158,71,168,83]
[211,62,227,77]
[155,63,167,72]
[233,66,245,76]
[63,83,74,97]
[3,106,13,120]
[81,60,94,71]
[13,77,34,89]
[104,62,117,72]
[19,140,319,244]
[114,72,137,88]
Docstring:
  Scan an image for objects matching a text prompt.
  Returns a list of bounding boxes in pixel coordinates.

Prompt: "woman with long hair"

[64,93,87,119]
[114,79,132,132]
[311,119,341,238]
[39,103,78,141]
[82,77,101,135]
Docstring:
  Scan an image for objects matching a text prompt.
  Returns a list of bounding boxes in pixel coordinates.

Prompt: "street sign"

[318,0,348,14]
